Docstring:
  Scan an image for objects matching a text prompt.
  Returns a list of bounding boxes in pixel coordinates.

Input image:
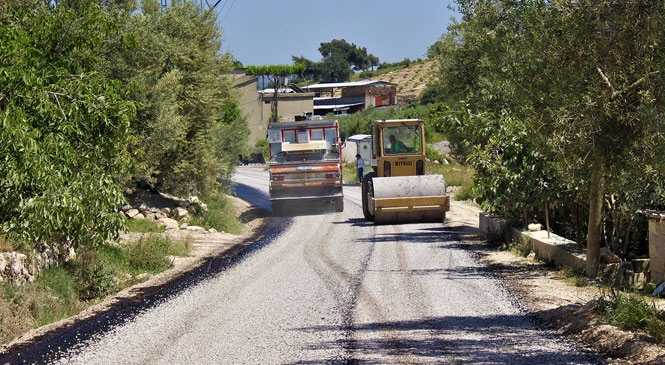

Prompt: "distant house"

[302,80,398,116]
[233,71,315,146]
[233,74,397,146]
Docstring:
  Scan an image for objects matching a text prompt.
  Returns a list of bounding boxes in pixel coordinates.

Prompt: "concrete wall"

[265,93,314,124]
[233,72,315,147]
[512,228,587,272]
[649,218,665,283]
[233,75,264,146]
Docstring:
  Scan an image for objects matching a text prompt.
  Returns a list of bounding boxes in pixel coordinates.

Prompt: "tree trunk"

[271,76,279,122]
[545,202,550,239]
[586,155,605,278]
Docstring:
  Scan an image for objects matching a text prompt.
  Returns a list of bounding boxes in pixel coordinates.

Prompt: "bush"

[596,288,665,341]
[126,234,172,272]
[561,266,589,287]
[503,239,533,258]
[189,194,242,234]
[126,218,165,233]
[69,251,118,301]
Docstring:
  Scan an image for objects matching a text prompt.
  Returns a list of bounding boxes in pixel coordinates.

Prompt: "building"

[303,80,398,116]
[233,71,315,146]
[233,73,397,146]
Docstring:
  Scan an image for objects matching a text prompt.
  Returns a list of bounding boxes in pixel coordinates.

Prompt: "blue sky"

[213,1,459,66]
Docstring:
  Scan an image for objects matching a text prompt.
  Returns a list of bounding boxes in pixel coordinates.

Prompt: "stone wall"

[0,243,75,286]
[0,191,207,286]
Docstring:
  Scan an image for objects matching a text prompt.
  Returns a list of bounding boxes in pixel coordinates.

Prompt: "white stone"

[125,208,140,218]
[157,217,180,230]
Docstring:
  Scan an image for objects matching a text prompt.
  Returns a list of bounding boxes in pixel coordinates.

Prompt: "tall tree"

[432,0,665,277]
[0,0,137,249]
[101,0,239,198]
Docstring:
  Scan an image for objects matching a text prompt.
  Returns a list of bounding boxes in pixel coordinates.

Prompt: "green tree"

[0,0,137,249]
[292,39,380,82]
[431,0,665,277]
[100,0,239,198]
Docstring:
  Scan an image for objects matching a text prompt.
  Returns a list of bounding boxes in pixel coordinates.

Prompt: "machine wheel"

[361,172,377,221]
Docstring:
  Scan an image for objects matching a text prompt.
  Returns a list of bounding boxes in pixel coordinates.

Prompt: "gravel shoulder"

[3,196,665,363]
[446,200,665,365]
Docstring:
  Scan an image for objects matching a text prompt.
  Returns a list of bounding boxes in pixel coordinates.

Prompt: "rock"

[185,225,205,232]
[173,207,189,219]
[157,217,180,230]
[138,203,149,213]
[528,223,542,232]
[208,228,217,233]
[125,209,141,218]
[600,247,621,263]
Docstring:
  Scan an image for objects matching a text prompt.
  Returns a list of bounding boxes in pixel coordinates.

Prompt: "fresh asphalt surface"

[1,166,601,364]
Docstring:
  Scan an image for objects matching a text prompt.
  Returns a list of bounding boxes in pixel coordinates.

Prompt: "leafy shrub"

[126,234,172,272]
[69,251,118,301]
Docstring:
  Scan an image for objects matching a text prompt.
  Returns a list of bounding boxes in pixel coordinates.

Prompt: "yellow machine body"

[361,119,450,224]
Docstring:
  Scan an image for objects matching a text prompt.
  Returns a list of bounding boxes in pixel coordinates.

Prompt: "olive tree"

[100,0,240,198]
[431,0,665,277]
[0,0,137,249]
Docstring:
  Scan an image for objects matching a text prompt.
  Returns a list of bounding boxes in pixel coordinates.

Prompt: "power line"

[219,0,235,24]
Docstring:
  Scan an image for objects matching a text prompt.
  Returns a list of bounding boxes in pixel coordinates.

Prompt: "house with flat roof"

[233,71,315,146]
[233,74,397,146]
[303,80,398,116]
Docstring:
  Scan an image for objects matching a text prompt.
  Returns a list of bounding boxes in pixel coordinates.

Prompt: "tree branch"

[597,67,660,100]
[596,67,613,91]
[611,71,660,100]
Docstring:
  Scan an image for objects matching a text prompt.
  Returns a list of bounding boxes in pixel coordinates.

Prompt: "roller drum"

[370,175,448,224]
[372,175,446,199]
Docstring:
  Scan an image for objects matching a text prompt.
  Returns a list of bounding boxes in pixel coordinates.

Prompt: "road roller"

[361,119,450,224]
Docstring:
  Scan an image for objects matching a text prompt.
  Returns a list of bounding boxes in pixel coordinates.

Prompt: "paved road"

[3,166,600,364]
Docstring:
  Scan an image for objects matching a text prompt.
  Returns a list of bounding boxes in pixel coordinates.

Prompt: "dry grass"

[355,60,436,101]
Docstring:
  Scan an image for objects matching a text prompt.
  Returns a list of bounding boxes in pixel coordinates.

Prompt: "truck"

[361,119,450,224]
[267,119,344,216]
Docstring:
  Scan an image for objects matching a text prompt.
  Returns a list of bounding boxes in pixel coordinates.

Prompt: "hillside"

[355,59,437,104]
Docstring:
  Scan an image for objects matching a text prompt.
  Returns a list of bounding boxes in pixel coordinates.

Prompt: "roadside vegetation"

[424,1,665,279]
[597,288,665,342]
[0,230,193,345]
[421,0,665,342]
[0,0,248,346]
